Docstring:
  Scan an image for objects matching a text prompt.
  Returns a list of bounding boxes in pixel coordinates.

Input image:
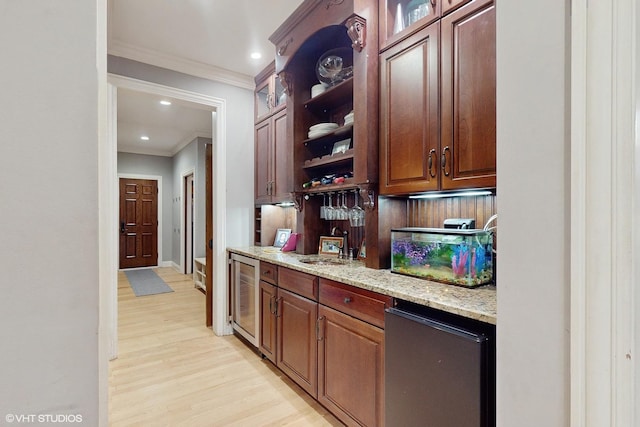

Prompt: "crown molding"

[170,131,212,157]
[108,40,255,90]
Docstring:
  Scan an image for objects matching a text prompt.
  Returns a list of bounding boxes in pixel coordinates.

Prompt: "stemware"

[336,191,349,220]
[349,190,365,227]
[325,193,335,220]
[320,194,327,220]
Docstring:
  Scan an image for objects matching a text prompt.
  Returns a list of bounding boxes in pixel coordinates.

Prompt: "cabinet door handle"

[316,316,325,341]
[275,297,282,318]
[270,295,278,315]
[441,146,451,177]
[428,149,437,178]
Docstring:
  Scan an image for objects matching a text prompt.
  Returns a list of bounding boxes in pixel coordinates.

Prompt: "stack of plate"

[311,83,328,98]
[308,122,338,139]
[344,110,354,126]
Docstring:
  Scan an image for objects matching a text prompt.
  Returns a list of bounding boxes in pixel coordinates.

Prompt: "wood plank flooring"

[109,267,343,426]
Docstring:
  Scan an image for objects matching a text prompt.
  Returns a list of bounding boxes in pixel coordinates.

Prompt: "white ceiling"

[109,0,304,156]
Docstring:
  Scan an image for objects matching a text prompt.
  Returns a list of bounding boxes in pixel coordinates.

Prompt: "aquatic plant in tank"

[391,228,493,287]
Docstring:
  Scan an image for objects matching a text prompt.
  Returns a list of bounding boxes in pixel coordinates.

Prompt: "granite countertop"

[228,246,496,325]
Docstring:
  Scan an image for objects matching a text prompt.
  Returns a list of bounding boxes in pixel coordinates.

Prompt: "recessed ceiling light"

[160,100,172,106]
[140,136,150,141]
[250,52,262,60]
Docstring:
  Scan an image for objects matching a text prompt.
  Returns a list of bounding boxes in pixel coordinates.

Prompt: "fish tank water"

[391,228,493,287]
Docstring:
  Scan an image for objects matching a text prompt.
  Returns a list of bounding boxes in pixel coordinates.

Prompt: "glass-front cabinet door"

[255,78,271,122]
[380,0,440,51]
[273,75,286,110]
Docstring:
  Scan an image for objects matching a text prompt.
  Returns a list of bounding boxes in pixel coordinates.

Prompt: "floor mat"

[125,269,174,297]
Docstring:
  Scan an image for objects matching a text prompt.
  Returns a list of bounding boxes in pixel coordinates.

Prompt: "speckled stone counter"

[228,246,496,325]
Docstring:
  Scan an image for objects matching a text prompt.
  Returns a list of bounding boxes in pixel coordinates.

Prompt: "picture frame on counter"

[274,228,291,248]
[318,236,344,255]
[358,238,366,260]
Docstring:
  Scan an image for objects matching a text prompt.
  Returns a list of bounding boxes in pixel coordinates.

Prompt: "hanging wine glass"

[350,189,365,227]
[326,192,335,221]
[320,193,327,220]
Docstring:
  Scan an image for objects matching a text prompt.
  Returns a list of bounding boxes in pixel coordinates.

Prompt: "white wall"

[496,1,570,425]
[172,138,197,266]
[0,1,103,425]
[118,152,174,264]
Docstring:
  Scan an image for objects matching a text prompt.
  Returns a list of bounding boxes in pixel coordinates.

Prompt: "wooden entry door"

[119,178,158,269]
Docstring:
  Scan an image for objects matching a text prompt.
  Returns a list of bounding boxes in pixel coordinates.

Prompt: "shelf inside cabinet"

[304,78,353,113]
[303,124,353,146]
[300,177,357,193]
[303,149,354,170]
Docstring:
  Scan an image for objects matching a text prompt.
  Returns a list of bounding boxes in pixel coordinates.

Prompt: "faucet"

[331,227,349,259]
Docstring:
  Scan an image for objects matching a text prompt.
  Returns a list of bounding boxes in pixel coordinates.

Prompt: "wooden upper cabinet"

[441,0,496,190]
[380,0,495,196]
[380,23,440,195]
[255,61,291,205]
[379,0,441,52]
[268,0,380,256]
[255,104,290,205]
[255,119,272,204]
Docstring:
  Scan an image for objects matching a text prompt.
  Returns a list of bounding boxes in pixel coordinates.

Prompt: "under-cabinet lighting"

[160,100,172,106]
[250,52,262,59]
[408,190,493,200]
[140,136,150,141]
[276,202,295,207]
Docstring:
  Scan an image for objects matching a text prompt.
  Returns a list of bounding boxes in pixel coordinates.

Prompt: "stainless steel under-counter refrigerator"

[385,301,496,427]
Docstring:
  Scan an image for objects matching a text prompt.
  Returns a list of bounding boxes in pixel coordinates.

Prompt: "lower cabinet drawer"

[319,279,393,329]
[260,261,278,285]
[278,267,318,301]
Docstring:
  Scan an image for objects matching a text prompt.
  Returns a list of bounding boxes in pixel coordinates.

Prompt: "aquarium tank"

[391,227,493,287]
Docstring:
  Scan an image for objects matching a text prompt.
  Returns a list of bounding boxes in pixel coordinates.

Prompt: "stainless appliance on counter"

[385,300,496,426]
[230,253,260,347]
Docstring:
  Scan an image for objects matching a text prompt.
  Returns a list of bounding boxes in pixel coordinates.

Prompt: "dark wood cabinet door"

[318,305,385,427]
[380,23,440,195]
[441,0,496,190]
[259,281,277,363]
[276,288,318,398]
[271,109,290,203]
[255,119,272,204]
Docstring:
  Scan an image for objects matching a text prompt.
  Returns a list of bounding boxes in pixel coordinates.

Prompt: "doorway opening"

[106,74,231,362]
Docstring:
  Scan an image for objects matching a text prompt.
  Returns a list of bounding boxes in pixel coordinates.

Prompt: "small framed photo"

[331,138,351,155]
[358,238,366,260]
[274,229,291,248]
[318,236,344,255]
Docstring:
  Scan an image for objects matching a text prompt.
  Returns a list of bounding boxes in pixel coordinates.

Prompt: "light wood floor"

[109,267,343,427]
